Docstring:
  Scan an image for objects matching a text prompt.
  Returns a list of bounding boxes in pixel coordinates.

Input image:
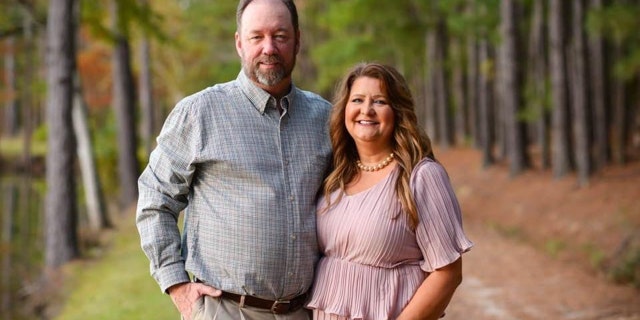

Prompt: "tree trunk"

[549,0,571,178]
[1,184,16,314]
[21,8,35,173]
[111,0,139,207]
[478,40,495,167]
[139,37,155,156]
[44,0,79,268]
[412,75,427,135]
[631,77,640,157]
[138,0,155,157]
[569,0,591,186]
[528,0,549,169]
[425,30,438,140]
[466,37,479,148]
[3,37,18,136]
[451,38,467,145]
[610,43,626,165]
[73,72,111,231]
[630,77,640,158]
[588,0,608,170]
[499,0,527,176]
[435,20,452,149]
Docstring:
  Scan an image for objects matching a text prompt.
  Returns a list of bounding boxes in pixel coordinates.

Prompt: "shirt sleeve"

[136,96,203,292]
[411,158,473,272]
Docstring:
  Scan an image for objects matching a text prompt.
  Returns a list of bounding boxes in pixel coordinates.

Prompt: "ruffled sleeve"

[411,158,473,272]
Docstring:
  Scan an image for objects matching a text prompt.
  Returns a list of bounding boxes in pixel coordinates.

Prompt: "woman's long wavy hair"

[322,62,435,229]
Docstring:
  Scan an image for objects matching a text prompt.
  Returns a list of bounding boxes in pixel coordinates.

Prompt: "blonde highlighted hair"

[322,62,435,229]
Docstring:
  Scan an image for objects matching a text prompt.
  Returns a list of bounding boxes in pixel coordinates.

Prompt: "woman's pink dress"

[307,158,473,320]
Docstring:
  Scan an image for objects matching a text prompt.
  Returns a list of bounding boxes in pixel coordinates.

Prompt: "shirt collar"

[237,70,297,115]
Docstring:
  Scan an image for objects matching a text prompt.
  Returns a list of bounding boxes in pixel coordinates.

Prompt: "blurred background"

[0,0,639,319]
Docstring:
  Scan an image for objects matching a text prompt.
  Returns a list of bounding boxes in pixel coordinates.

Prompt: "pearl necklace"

[356,153,395,172]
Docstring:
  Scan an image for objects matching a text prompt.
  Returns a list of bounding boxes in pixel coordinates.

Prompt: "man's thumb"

[200,284,222,297]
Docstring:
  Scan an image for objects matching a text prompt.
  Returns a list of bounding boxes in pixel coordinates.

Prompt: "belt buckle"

[270,300,290,314]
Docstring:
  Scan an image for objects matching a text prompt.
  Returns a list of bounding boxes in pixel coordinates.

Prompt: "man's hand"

[167,282,222,320]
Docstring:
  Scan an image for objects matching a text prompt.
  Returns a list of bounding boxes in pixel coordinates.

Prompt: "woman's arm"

[396,257,463,320]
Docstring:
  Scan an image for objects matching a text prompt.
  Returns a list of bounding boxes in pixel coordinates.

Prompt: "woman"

[306,63,473,320]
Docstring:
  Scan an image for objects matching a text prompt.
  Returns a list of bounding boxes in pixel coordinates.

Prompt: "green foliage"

[74,0,504,109]
[81,0,168,44]
[31,124,48,144]
[581,242,606,269]
[437,0,498,40]
[520,77,551,123]
[0,134,47,158]
[608,245,640,289]
[0,0,47,33]
[612,49,640,81]
[309,0,428,95]
[81,1,113,41]
[89,109,120,196]
[0,2,25,32]
[469,0,501,43]
[122,0,168,42]
[149,0,240,96]
[586,3,640,80]
[586,3,640,43]
[311,36,375,96]
[182,5,239,90]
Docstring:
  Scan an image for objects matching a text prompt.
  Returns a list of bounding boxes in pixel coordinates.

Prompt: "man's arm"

[135,99,200,292]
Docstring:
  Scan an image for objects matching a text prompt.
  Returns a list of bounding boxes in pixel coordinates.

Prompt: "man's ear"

[235,32,243,57]
[295,30,301,55]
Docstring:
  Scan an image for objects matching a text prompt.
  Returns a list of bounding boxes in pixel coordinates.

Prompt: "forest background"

[0,0,639,319]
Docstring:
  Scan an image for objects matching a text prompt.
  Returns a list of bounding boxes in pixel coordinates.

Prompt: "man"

[135,0,331,318]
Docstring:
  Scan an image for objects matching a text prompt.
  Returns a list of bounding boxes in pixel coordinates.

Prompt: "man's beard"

[246,55,293,87]
[255,67,284,86]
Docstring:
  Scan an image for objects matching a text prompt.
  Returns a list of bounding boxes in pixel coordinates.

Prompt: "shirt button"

[290,234,297,240]
[289,195,294,202]
[288,272,294,277]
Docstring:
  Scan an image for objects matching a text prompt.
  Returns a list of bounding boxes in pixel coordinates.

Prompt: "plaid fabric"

[136,71,331,299]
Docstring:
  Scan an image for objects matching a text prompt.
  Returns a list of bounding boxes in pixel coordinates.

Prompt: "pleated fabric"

[307,158,473,320]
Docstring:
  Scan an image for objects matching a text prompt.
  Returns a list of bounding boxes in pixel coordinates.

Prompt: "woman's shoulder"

[412,157,446,174]
[410,157,450,187]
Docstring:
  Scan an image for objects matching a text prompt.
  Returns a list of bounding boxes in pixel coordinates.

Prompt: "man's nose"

[262,37,277,55]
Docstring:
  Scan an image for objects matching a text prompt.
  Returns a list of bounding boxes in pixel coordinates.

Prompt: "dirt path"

[435,148,640,320]
[445,222,640,320]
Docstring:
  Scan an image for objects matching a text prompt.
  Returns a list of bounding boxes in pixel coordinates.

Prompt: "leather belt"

[220,291,308,314]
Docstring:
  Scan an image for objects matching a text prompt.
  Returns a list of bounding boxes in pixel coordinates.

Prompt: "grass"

[581,242,606,269]
[606,236,640,289]
[0,135,47,157]
[53,210,179,320]
[544,238,566,258]
[2,133,180,319]
[486,220,527,242]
